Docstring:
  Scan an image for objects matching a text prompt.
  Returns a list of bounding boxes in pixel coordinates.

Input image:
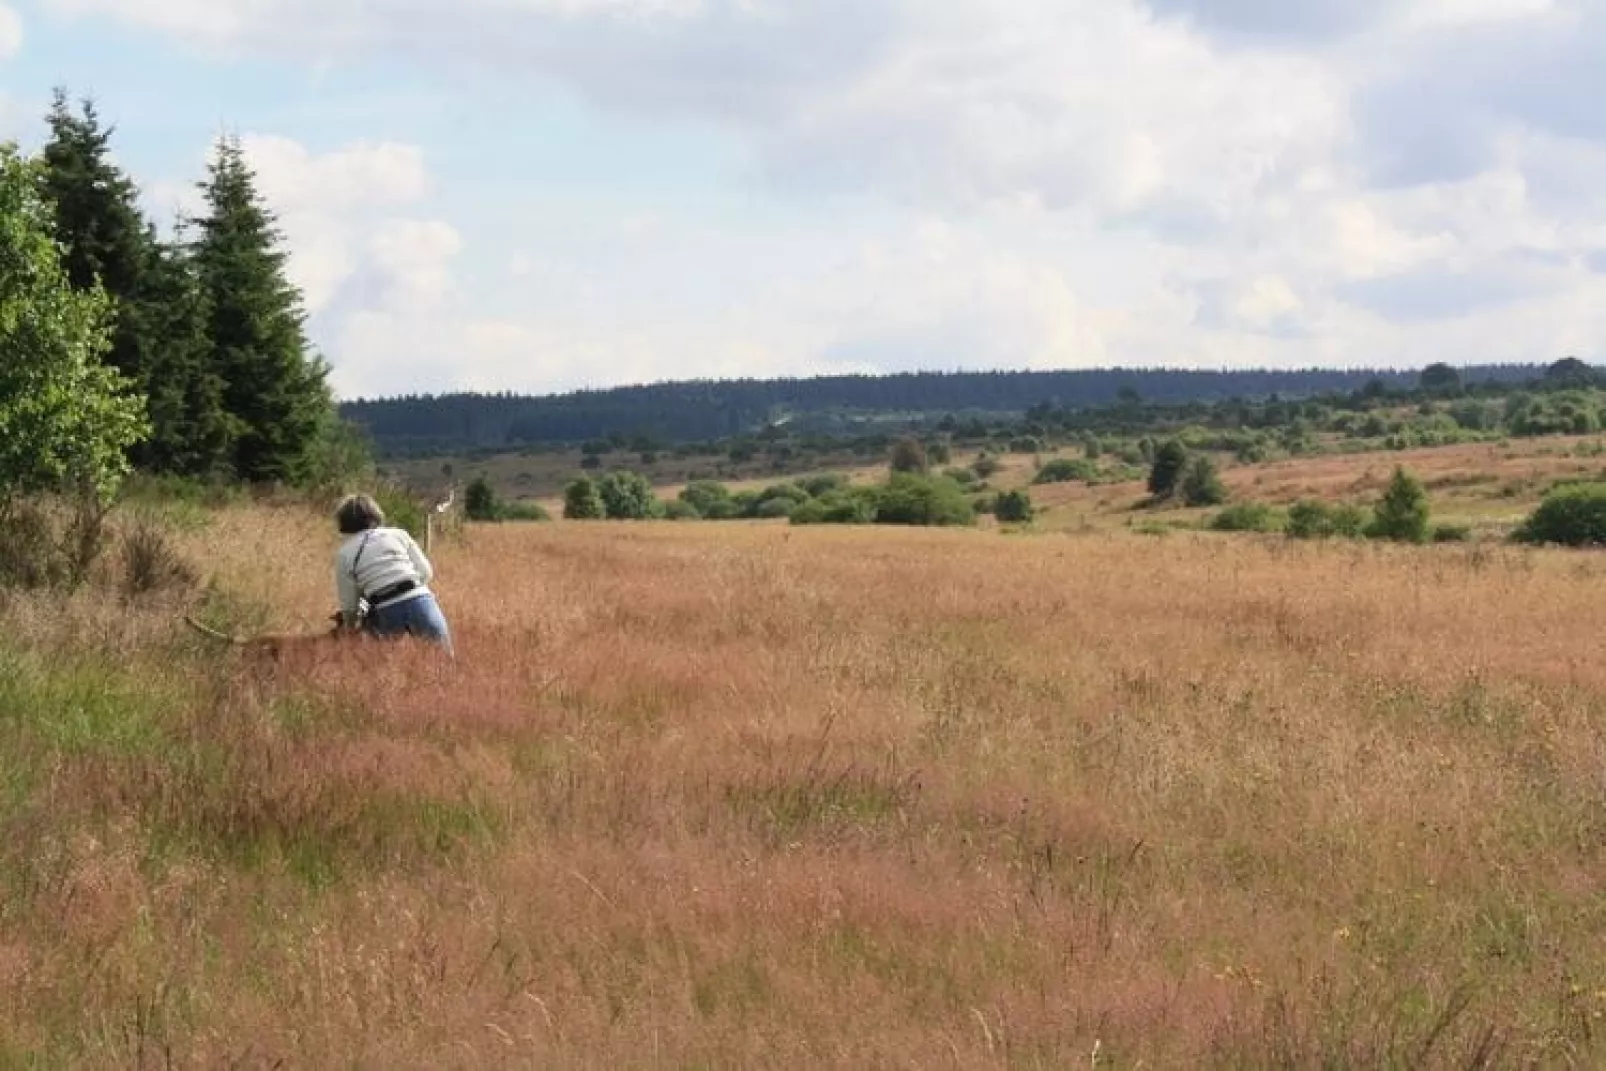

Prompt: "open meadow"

[4,498,1606,1066]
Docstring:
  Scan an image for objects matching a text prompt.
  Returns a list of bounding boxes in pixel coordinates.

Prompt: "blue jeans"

[366,593,453,655]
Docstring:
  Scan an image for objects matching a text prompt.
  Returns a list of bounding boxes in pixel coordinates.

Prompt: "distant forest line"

[341,364,1550,458]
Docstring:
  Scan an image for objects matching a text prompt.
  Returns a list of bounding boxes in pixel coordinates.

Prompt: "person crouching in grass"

[334,494,454,656]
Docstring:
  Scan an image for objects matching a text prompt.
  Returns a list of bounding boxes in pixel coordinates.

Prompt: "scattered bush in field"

[874,473,975,527]
[890,437,929,474]
[756,484,809,510]
[972,455,1002,479]
[754,496,798,520]
[1287,500,1370,540]
[971,492,998,516]
[791,490,877,525]
[1009,437,1044,454]
[681,480,736,519]
[120,516,198,597]
[597,471,660,520]
[1366,467,1430,544]
[1148,440,1189,499]
[800,473,848,498]
[943,468,978,487]
[1210,502,1283,533]
[373,483,428,540]
[1433,524,1473,543]
[564,477,605,520]
[465,475,498,521]
[1513,482,1606,546]
[1181,456,1227,507]
[662,499,702,521]
[994,490,1034,524]
[1035,458,1096,485]
[498,501,551,522]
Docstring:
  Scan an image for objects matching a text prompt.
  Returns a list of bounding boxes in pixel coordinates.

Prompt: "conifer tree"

[190,135,332,484]
[135,230,234,477]
[39,92,232,477]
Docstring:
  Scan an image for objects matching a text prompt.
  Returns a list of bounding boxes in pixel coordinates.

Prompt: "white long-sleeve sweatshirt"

[334,526,435,618]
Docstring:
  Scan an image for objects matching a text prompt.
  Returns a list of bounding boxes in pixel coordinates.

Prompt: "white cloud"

[0,3,21,59]
[231,135,432,313]
[45,0,1606,395]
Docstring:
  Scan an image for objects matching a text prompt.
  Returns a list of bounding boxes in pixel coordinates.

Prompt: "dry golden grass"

[3,501,1606,1066]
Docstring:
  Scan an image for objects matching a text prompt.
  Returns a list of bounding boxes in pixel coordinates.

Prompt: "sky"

[3,0,1606,401]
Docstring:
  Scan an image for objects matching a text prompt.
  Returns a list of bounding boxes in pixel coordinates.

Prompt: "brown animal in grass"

[183,613,353,661]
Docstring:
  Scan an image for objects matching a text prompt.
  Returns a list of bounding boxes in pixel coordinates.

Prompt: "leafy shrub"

[1210,502,1283,533]
[1035,458,1096,485]
[597,471,660,519]
[800,473,848,498]
[1008,437,1044,454]
[1513,482,1606,546]
[972,455,1002,479]
[754,496,798,520]
[890,437,929,474]
[757,483,810,509]
[994,490,1034,524]
[465,475,498,521]
[1148,440,1188,498]
[498,500,551,522]
[943,468,978,487]
[791,491,877,526]
[971,493,998,516]
[873,474,975,527]
[1287,501,1370,540]
[564,477,605,520]
[681,480,735,519]
[1366,467,1430,544]
[374,483,427,540]
[662,499,702,521]
[1181,456,1227,507]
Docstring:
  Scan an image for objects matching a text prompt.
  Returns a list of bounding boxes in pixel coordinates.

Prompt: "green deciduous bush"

[1287,501,1370,540]
[1034,458,1097,485]
[994,490,1034,524]
[874,474,975,527]
[1181,456,1227,507]
[564,477,605,520]
[597,471,660,519]
[1210,502,1284,533]
[1513,483,1606,546]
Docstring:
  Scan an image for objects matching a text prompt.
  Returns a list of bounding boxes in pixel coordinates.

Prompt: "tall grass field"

[3,499,1605,1066]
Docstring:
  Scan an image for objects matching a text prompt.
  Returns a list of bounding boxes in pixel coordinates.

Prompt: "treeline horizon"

[340,362,1550,456]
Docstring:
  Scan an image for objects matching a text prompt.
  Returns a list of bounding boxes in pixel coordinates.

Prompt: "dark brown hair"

[335,494,385,535]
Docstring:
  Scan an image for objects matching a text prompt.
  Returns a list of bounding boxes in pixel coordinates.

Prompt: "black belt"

[367,579,418,605]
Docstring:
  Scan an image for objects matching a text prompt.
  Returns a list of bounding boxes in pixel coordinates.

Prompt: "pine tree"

[39,92,232,478]
[191,136,332,484]
[1368,467,1430,544]
[38,91,150,330]
[134,232,234,477]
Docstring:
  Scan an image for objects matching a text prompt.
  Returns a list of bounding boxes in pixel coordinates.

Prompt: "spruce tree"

[39,92,232,477]
[191,136,332,484]
[38,92,150,330]
[135,231,234,477]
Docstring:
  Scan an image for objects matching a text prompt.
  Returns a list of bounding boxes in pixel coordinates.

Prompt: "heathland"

[4,443,1606,1065]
